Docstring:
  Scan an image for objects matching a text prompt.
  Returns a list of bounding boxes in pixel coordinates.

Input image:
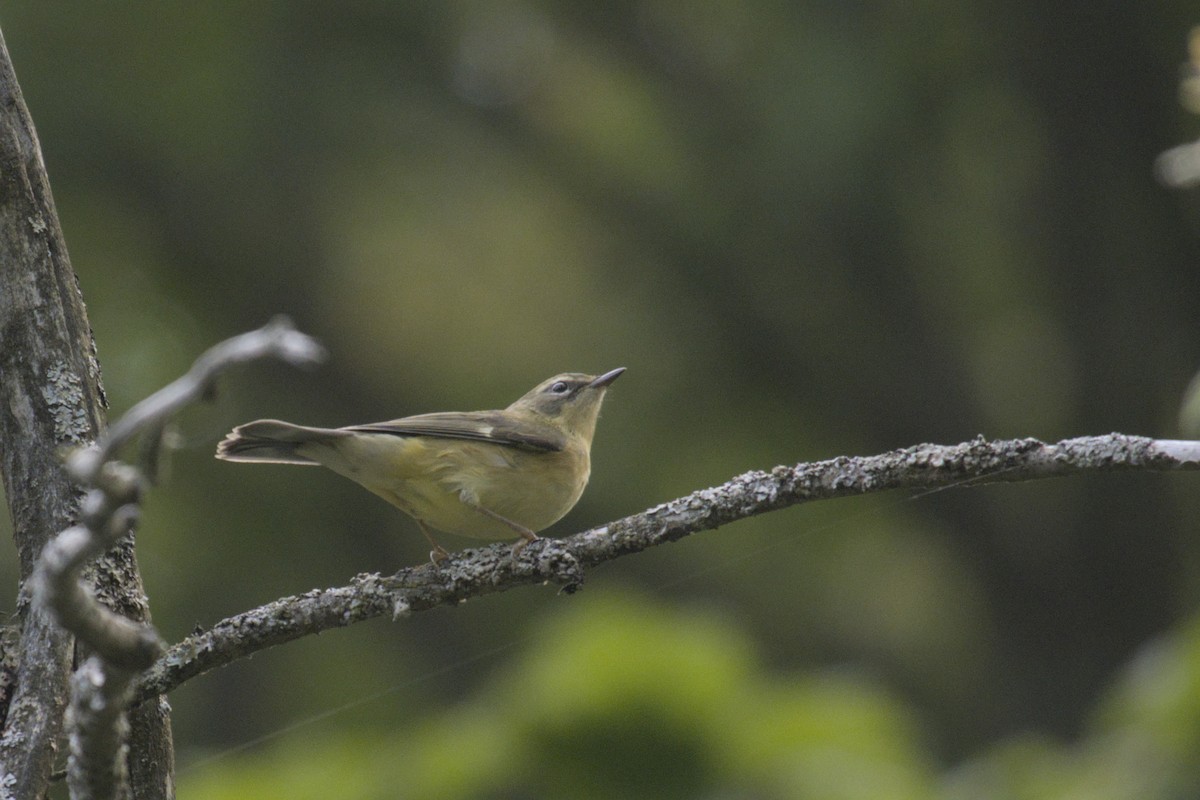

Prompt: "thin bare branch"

[133,433,1200,703]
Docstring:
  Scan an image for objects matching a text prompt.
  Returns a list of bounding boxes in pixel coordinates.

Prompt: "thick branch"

[134,433,1200,702]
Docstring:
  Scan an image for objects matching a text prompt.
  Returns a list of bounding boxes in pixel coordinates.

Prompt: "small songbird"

[216,368,624,561]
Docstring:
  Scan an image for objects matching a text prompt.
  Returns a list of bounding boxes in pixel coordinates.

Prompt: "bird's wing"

[345,411,566,453]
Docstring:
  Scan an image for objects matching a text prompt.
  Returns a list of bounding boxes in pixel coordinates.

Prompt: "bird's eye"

[549,381,570,394]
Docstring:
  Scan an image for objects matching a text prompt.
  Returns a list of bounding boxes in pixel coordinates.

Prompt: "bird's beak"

[588,367,626,388]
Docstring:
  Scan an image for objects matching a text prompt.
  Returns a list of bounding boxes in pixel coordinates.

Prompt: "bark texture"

[0,27,171,800]
[133,433,1200,703]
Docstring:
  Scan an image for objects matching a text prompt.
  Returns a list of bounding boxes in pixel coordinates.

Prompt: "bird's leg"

[415,519,450,564]
[467,503,540,555]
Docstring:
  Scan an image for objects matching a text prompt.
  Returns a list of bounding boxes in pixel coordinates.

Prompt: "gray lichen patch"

[41,361,90,444]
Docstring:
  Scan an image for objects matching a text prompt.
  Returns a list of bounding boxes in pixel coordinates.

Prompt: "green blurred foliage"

[175,596,1200,799]
[182,592,935,800]
[2,0,1200,796]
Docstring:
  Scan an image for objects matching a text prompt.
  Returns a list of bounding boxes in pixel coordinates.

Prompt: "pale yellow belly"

[300,432,590,540]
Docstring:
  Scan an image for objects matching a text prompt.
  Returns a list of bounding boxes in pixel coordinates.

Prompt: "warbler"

[216,368,624,561]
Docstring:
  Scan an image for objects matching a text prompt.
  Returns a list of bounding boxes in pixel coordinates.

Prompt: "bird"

[216,368,624,562]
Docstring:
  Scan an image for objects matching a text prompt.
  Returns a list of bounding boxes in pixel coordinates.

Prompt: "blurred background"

[3,2,1200,798]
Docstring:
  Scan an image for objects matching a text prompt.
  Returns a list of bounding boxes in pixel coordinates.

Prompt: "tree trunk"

[0,26,173,800]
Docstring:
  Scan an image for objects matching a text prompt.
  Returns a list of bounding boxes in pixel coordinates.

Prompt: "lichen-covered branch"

[133,433,1200,703]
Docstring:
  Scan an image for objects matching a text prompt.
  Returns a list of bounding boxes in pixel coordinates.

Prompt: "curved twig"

[34,318,325,800]
[67,315,326,484]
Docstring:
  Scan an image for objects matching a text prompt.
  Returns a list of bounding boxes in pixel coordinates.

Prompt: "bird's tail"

[215,419,345,465]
